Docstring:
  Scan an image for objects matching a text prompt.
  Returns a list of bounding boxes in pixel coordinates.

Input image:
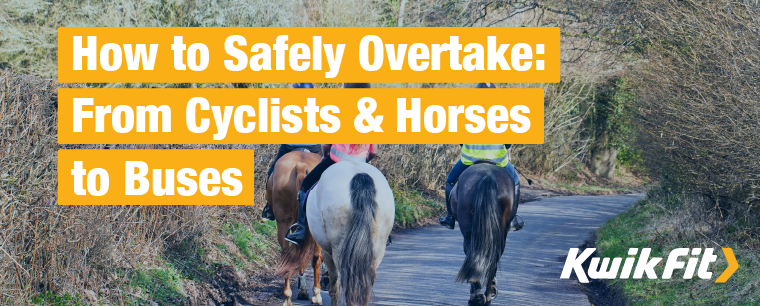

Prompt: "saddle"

[472,159,498,166]
[292,147,313,153]
[450,160,502,203]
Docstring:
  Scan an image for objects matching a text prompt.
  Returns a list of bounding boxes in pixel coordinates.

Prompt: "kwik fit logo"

[560,248,738,283]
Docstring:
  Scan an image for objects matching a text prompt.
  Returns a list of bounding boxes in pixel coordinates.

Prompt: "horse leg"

[485,265,498,302]
[320,264,330,291]
[322,251,340,306]
[311,245,323,305]
[485,278,497,306]
[297,266,309,300]
[283,277,293,306]
[278,220,294,306]
[468,281,486,306]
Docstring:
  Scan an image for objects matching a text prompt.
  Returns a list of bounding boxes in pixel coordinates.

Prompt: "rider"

[285,83,378,245]
[260,83,322,221]
[438,83,524,231]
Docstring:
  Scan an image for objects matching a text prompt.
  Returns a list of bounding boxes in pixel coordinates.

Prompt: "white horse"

[308,161,395,306]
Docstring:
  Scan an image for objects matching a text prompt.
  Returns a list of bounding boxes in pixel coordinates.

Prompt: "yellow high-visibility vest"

[461,144,509,167]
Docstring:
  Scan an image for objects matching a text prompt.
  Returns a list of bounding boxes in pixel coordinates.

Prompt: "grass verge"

[130,265,187,305]
[525,159,646,195]
[30,292,86,306]
[392,187,445,228]
[223,221,276,264]
[115,219,280,305]
[596,197,759,305]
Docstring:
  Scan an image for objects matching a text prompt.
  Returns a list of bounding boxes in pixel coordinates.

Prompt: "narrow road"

[287,193,643,306]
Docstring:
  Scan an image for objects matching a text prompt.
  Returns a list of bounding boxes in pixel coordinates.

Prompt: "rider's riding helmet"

[344,83,371,88]
[292,83,315,88]
[476,82,496,88]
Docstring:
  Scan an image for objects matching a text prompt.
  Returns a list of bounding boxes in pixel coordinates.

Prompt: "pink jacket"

[330,144,372,162]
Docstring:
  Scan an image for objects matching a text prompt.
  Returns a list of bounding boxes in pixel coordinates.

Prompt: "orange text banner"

[58,27,560,83]
[58,88,545,144]
[58,149,255,205]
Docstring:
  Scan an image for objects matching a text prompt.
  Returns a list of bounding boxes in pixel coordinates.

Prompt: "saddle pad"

[303,180,319,207]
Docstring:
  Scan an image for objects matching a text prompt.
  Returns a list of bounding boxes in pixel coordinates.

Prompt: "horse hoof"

[311,293,323,305]
[320,275,330,290]
[468,294,487,306]
[282,299,293,306]
[297,290,310,300]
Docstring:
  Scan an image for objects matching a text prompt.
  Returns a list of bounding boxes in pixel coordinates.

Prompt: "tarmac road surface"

[284,193,643,306]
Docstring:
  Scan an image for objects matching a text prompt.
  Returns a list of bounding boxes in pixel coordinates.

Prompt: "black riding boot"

[510,183,524,231]
[439,182,456,229]
[261,178,275,221]
[261,203,275,221]
[285,190,308,245]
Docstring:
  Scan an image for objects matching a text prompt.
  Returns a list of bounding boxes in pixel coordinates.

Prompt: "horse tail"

[275,160,315,279]
[455,174,506,284]
[340,173,377,306]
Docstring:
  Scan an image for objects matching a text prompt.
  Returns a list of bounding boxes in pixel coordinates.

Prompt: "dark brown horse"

[450,161,517,306]
[266,150,323,306]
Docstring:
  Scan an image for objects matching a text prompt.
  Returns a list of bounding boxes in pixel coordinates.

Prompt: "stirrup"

[439,214,455,230]
[285,224,305,245]
[286,223,300,235]
[284,237,301,245]
[510,215,524,231]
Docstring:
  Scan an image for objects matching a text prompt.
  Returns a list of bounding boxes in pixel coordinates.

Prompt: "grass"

[596,199,759,305]
[131,265,187,306]
[30,292,86,306]
[225,222,257,260]
[392,187,445,228]
[222,221,278,265]
[119,220,280,305]
[166,241,216,282]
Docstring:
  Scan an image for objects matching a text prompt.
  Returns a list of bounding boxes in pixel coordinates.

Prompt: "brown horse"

[266,150,323,306]
[450,161,516,306]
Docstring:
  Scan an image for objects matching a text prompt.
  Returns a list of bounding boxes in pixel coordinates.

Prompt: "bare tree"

[629,0,760,228]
